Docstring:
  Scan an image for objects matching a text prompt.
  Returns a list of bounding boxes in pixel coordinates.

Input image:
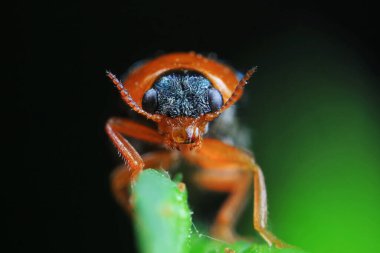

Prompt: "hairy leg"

[251,163,290,247]
[106,118,176,212]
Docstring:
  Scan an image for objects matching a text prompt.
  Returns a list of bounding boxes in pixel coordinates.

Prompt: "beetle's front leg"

[106,118,147,212]
[106,118,148,181]
[106,117,177,212]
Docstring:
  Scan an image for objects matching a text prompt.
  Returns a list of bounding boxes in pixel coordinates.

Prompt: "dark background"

[6,0,379,253]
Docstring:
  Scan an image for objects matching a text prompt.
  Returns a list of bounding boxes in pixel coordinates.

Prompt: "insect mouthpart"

[172,126,200,144]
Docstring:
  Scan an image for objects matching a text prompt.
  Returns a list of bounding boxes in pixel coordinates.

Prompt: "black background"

[6,0,379,253]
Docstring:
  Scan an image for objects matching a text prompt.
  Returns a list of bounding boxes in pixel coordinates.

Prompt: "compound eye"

[208,88,223,112]
[142,88,158,114]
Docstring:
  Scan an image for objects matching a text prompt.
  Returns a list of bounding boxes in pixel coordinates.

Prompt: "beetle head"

[107,66,256,151]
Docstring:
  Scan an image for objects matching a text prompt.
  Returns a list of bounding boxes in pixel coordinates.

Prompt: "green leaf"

[132,169,192,253]
[132,169,307,253]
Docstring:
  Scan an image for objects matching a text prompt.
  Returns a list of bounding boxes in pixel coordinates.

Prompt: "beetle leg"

[106,117,166,212]
[193,169,251,242]
[251,163,291,248]
[183,138,289,247]
[142,150,179,170]
[110,150,178,213]
[106,117,166,179]
[111,164,134,212]
[106,117,163,146]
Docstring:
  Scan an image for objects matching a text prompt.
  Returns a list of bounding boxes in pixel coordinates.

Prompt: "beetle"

[106,52,288,247]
